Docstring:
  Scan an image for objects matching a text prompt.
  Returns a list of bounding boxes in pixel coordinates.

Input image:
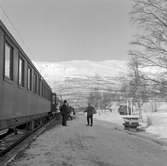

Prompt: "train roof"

[0,20,52,91]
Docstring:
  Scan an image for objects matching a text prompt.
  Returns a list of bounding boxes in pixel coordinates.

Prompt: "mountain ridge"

[34,60,128,83]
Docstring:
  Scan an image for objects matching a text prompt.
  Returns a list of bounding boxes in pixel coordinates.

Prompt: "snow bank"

[95,110,167,139]
[95,110,124,126]
[143,112,167,138]
[87,100,167,140]
[94,103,124,127]
[95,102,167,139]
[141,102,167,138]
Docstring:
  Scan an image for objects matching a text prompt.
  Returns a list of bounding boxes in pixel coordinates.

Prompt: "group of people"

[59,100,96,127]
[59,100,75,126]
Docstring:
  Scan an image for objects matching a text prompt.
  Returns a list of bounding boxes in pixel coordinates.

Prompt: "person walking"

[84,103,96,126]
[60,100,69,126]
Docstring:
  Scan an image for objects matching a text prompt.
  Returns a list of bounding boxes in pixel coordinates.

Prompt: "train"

[0,20,59,134]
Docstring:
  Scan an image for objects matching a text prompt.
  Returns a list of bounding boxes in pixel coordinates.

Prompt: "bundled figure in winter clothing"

[60,100,69,126]
[68,106,76,120]
[84,103,96,126]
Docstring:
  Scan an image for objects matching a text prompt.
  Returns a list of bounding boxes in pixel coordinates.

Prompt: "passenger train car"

[0,20,57,132]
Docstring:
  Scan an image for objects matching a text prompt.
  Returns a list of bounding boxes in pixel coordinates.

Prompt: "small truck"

[122,115,140,129]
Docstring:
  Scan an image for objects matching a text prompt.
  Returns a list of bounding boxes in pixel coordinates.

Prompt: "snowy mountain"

[34,60,165,107]
[34,60,128,83]
[34,60,128,107]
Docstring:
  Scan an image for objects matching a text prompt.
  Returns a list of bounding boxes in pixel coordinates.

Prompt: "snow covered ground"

[94,110,124,128]
[95,103,167,139]
[95,102,123,125]
[143,112,167,138]
[8,115,167,166]
[138,102,167,139]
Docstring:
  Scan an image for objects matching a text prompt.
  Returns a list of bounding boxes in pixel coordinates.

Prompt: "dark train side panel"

[0,20,52,131]
[0,82,50,118]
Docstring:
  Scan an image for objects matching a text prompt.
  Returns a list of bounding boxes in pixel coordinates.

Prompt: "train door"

[51,93,57,112]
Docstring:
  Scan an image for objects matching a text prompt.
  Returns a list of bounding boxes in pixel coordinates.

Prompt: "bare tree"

[130,0,167,101]
[130,0,167,69]
[129,55,149,117]
[120,55,149,118]
[87,88,101,108]
[87,89,119,110]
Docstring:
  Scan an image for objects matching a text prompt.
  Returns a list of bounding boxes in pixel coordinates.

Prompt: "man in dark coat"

[60,100,69,126]
[84,103,96,126]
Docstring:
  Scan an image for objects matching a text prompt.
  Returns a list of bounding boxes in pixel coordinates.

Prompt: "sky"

[0,0,135,62]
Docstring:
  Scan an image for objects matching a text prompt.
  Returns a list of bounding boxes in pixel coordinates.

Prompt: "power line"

[0,3,33,59]
[0,3,26,46]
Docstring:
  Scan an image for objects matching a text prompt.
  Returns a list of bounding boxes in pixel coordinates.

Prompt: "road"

[8,115,167,166]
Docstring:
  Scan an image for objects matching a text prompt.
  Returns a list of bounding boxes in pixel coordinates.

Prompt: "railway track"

[0,130,30,156]
[0,117,61,166]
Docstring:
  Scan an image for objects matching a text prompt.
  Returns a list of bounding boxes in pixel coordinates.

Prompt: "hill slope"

[34,60,128,107]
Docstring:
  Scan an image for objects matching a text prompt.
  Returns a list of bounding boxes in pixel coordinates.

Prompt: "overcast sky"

[0,0,135,62]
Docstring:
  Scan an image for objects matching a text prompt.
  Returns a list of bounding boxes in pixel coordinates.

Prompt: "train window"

[36,75,38,93]
[4,42,13,80]
[46,88,48,99]
[41,82,43,96]
[48,89,50,100]
[27,67,32,91]
[42,84,45,97]
[33,73,38,93]
[43,84,45,97]
[45,87,47,99]
[18,57,25,87]
[38,77,41,95]
[52,94,56,104]
[40,79,42,96]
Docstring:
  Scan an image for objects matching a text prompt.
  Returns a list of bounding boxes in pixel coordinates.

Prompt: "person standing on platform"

[60,100,69,126]
[84,103,96,126]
